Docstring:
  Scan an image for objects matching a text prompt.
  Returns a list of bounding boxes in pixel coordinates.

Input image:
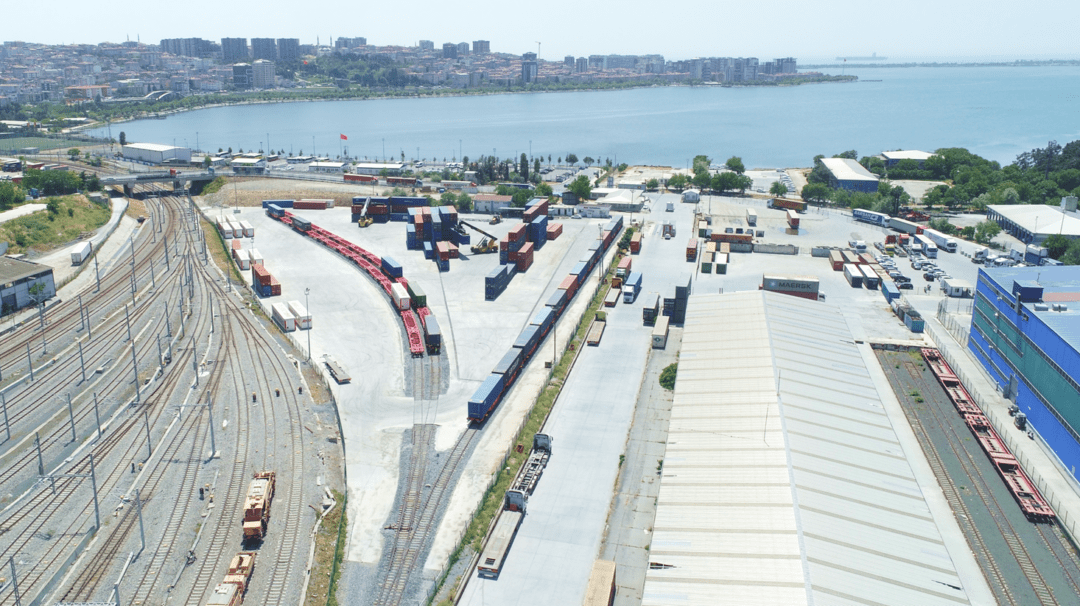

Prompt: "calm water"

[92,66,1080,168]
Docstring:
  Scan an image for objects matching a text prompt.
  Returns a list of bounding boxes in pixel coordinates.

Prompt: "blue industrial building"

[820,157,879,193]
[969,266,1080,480]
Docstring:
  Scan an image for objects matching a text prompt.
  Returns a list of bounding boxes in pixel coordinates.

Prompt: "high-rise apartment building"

[159,38,217,58]
[251,38,277,61]
[419,40,434,51]
[221,38,248,63]
[564,55,574,67]
[456,42,470,57]
[521,52,537,83]
[252,59,275,88]
[277,38,300,61]
[335,37,367,49]
[442,43,457,59]
[575,57,588,73]
[232,63,253,89]
[472,40,490,54]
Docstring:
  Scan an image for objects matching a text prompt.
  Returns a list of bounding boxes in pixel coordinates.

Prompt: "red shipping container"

[270,276,281,296]
[508,224,526,242]
[859,253,875,265]
[519,241,534,258]
[516,254,533,272]
[351,205,365,214]
[436,242,450,261]
[546,223,563,240]
[559,275,577,291]
[523,206,540,223]
[252,264,272,286]
[500,236,510,252]
[448,242,459,259]
[231,239,242,250]
[368,204,389,215]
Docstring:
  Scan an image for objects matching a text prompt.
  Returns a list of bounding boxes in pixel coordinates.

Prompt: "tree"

[692,155,711,174]
[440,191,458,206]
[0,181,23,210]
[646,178,659,190]
[566,153,578,165]
[667,174,688,191]
[520,153,529,183]
[692,170,711,189]
[888,185,908,217]
[659,362,678,390]
[974,220,1002,244]
[533,157,541,176]
[119,131,127,146]
[725,156,745,174]
[1044,234,1071,259]
[582,156,595,167]
[1064,240,1080,266]
[566,175,592,201]
[456,193,473,212]
[961,226,976,240]
[835,150,858,160]
[203,156,212,168]
[769,181,788,197]
[535,182,553,197]
[1002,187,1020,205]
[801,183,831,204]
[67,148,80,160]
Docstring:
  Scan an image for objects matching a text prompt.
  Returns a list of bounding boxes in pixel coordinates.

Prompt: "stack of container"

[894,302,925,333]
[516,241,534,272]
[547,223,563,241]
[293,199,330,210]
[663,275,691,324]
[435,242,451,271]
[252,264,281,297]
[500,224,527,264]
[485,264,516,300]
[262,200,294,209]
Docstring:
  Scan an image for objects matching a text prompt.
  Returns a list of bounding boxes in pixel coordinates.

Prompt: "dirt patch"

[125,197,147,220]
[201,178,398,209]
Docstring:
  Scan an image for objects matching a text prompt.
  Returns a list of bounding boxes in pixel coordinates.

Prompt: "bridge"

[102,171,217,196]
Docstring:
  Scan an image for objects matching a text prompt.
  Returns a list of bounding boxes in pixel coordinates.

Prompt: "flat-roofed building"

[308,161,346,173]
[230,157,267,174]
[353,162,405,176]
[252,59,275,88]
[0,256,56,315]
[881,149,936,168]
[642,290,982,606]
[820,157,879,193]
[986,203,1080,245]
[122,143,192,164]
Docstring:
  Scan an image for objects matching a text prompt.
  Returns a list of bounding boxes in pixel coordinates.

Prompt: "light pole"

[305,288,312,361]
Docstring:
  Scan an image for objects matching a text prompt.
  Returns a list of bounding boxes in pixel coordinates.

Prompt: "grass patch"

[0,194,109,254]
[200,176,227,196]
[659,363,678,390]
[0,136,97,152]
[305,489,347,606]
[201,217,245,285]
[431,251,622,604]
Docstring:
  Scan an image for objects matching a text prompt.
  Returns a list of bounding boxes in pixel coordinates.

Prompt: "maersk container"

[530,307,555,337]
[513,324,541,358]
[493,348,524,385]
[545,289,567,316]
[424,314,442,354]
[381,256,403,278]
[391,283,410,310]
[468,374,506,421]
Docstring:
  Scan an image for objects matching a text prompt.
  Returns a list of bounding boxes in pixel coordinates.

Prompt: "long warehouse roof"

[821,157,879,182]
[641,291,972,606]
[987,204,1080,237]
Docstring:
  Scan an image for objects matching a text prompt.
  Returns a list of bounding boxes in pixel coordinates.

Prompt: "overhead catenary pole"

[144,410,152,459]
[79,341,86,383]
[2,392,10,442]
[8,556,20,606]
[26,342,33,381]
[135,487,146,553]
[93,392,102,440]
[66,393,77,442]
[94,254,101,292]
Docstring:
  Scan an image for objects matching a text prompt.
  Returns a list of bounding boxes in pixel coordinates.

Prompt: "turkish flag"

[340,134,348,141]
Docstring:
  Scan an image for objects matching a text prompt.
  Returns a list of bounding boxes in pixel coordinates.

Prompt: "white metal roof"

[122,142,185,152]
[642,291,971,606]
[881,150,935,161]
[355,162,405,170]
[821,157,879,182]
[988,204,1080,237]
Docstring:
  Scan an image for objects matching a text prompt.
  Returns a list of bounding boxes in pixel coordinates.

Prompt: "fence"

[924,322,1080,542]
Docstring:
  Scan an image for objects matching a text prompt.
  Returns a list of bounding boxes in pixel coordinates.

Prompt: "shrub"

[659,363,678,390]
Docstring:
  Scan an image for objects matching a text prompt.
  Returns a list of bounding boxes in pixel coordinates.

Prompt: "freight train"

[468,216,623,423]
[921,348,1055,523]
[207,551,256,606]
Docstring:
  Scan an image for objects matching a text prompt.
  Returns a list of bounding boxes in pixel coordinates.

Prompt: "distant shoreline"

[76,75,856,131]
[802,59,1080,69]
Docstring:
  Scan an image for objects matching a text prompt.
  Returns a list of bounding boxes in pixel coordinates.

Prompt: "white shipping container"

[248,248,263,266]
[70,241,92,265]
[233,248,250,270]
[651,316,670,349]
[287,300,311,329]
[271,302,296,332]
[239,221,255,237]
[391,283,410,310]
[216,217,233,239]
[227,221,243,239]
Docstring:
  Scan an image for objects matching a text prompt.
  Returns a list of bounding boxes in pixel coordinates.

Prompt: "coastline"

[74,76,856,131]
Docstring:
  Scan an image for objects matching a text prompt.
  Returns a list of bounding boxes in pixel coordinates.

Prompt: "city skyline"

[9,0,1080,61]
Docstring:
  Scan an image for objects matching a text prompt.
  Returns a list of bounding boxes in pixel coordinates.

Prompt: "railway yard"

[4,164,1080,606]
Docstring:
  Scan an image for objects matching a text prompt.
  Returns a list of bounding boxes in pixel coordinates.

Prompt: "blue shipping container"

[493,348,524,384]
[513,325,541,357]
[571,261,588,276]
[423,242,434,259]
[381,256,403,278]
[468,374,506,421]
[530,307,555,336]
[424,315,442,353]
[267,204,284,217]
[262,199,294,208]
[545,289,567,315]
[881,281,900,303]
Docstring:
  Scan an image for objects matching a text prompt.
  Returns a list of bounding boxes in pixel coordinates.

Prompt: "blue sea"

[91,66,1080,168]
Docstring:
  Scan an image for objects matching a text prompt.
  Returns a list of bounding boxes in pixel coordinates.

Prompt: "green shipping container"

[407,282,427,308]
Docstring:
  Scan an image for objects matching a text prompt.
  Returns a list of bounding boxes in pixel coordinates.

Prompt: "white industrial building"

[230,157,267,175]
[642,291,986,606]
[353,162,405,176]
[986,202,1080,245]
[308,161,346,173]
[0,256,56,314]
[121,143,192,164]
[881,149,936,167]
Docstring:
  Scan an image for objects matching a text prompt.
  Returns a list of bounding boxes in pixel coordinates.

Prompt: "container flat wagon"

[478,509,522,579]
[243,472,276,541]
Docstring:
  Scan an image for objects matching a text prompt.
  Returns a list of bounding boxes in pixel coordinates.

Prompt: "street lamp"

[305,288,311,361]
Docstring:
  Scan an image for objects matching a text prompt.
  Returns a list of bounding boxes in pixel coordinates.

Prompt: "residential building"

[159,37,217,58]
[277,38,300,61]
[575,57,588,73]
[442,43,457,59]
[335,37,367,50]
[564,55,574,68]
[221,37,249,63]
[251,38,277,61]
[252,60,275,88]
[419,40,434,51]
[969,266,1080,481]
[473,40,490,54]
[522,52,537,83]
[820,157,879,193]
[0,257,56,315]
[456,42,470,57]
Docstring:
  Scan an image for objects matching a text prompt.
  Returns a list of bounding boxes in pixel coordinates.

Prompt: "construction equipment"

[460,220,501,254]
[357,216,373,227]
[489,214,502,225]
[243,472,276,541]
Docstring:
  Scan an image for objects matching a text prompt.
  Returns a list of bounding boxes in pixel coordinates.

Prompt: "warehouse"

[121,142,192,164]
[642,290,978,606]
[472,194,512,214]
[353,162,405,176]
[230,157,267,175]
[0,256,56,314]
[308,161,347,173]
[985,203,1080,245]
[820,157,879,192]
[968,266,1080,482]
[881,149,935,168]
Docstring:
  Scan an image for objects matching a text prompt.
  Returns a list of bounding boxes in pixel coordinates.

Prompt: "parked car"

[898,282,914,290]
[924,272,937,281]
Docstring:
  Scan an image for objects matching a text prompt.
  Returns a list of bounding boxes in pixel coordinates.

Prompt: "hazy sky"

[9,0,1080,61]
